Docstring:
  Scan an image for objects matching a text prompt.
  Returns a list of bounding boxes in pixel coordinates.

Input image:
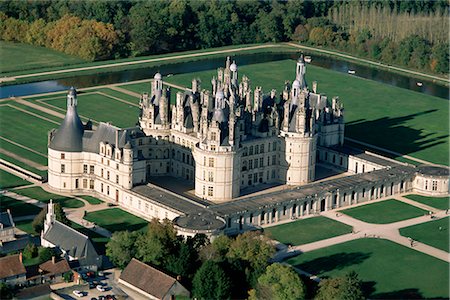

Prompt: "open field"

[165,59,449,165]
[399,217,449,252]
[265,216,352,246]
[0,41,85,74]
[84,208,148,233]
[286,238,449,299]
[404,194,449,210]
[341,200,426,224]
[0,195,42,217]
[77,195,103,205]
[0,169,32,189]
[13,187,84,208]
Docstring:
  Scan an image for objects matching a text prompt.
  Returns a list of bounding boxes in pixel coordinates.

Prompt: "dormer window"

[61,153,65,159]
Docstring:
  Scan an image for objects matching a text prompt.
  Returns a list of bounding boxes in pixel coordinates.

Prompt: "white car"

[73,290,84,297]
[96,285,106,292]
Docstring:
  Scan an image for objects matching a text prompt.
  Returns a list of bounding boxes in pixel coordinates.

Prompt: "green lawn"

[0,41,85,74]
[400,217,449,252]
[117,82,150,95]
[166,59,449,165]
[13,187,84,208]
[265,216,352,246]
[84,208,148,233]
[77,195,103,205]
[0,138,48,166]
[15,219,38,235]
[404,194,449,210]
[341,199,427,224]
[0,195,41,217]
[286,238,449,299]
[0,169,32,189]
[0,105,56,156]
[36,91,139,128]
[0,152,47,178]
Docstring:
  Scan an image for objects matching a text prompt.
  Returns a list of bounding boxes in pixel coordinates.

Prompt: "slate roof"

[49,101,84,152]
[0,254,26,279]
[43,221,99,267]
[0,210,14,229]
[120,258,181,299]
[82,123,143,153]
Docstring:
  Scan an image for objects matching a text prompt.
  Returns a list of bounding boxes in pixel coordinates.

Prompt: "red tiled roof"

[39,258,71,275]
[0,254,26,279]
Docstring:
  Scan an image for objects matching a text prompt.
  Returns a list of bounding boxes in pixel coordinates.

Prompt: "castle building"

[47,57,449,237]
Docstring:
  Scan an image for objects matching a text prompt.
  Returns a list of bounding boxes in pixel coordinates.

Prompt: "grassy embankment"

[158,59,449,165]
[286,238,449,299]
[1,41,296,85]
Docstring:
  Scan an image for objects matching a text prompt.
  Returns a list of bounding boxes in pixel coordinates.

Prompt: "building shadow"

[345,109,448,162]
[292,252,371,275]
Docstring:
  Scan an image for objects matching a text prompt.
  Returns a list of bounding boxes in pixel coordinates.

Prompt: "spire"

[296,55,307,89]
[49,87,84,152]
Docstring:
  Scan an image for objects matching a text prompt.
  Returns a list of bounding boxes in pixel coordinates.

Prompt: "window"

[211,132,216,141]
[272,155,276,165]
[107,185,110,195]
[208,186,214,196]
[116,163,119,170]
[255,145,259,154]
[116,175,119,184]
[101,183,104,193]
[425,180,428,190]
[107,171,110,180]
[83,179,87,188]
[249,146,254,155]
[209,158,215,167]
[254,159,258,168]
[202,185,205,196]
[340,157,343,165]
[208,171,214,182]
[83,164,88,173]
[249,160,253,169]
[90,165,94,174]
[138,139,143,146]
[432,181,437,191]
[101,169,104,177]
[260,144,265,153]
[75,179,79,189]
[61,164,65,173]
[259,157,264,167]
[273,141,277,151]
[89,180,94,189]
[211,145,216,151]
[61,153,65,159]
[203,156,206,165]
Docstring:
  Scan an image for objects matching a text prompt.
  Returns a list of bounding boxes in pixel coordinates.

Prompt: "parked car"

[97,285,106,292]
[73,290,84,297]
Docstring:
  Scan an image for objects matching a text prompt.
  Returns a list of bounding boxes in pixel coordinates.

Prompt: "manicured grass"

[341,199,427,224]
[15,219,38,235]
[404,194,449,210]
[0,138,48,166]
[84,208,148,233]
[286,238,449,299]
[0,41,85,74]
[265,216,352,246]
[0,169,32,189]
[400,217,449,252]
[166,59,449,165]
[37,91,139,128]
[0,152,47,178]
[117,82,150,95]
[0,195,41,217]
[13,187,84,208]
[0,105,56,155]
[77,195,103,205]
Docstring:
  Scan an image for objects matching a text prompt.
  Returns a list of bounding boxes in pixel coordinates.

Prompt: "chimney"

[52,256,56,264]
[19,252,23,263]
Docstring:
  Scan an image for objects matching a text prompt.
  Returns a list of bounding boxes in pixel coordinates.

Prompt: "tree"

[39,247,55,263]
[106,230,140,269]
[192,261,232,299]
[199,234,231,262]
[0,282,13,299]
[309,27,325,45]
[32,207,47,234]
[315,271,365,300]
[292,24,309,43]
[430,43,449,73]
[250,263,306,300]
[23,243,38,260]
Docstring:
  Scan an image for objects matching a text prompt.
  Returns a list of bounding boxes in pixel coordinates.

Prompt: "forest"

[0,0,448,74]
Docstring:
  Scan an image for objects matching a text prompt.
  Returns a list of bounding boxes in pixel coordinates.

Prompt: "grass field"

[165,59,449,165]
[84,208,148,233]
[15,219,37,235]
[286,238,449,299]
[0,41,85,74]
[0,152,47,178]
[0,169,32,189]
[34,90,139,128]
[341,200,427,224]
[265,216,352,245]
[404,194,449,210]
[13,187,84,208]
[0,195,41,217]
[399,217,449,252]
[77,195,103,205]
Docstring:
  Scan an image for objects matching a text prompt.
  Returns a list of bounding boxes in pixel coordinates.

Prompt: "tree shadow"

[372,288,424,299]
[345,109,448,163]
[293,252,371,275]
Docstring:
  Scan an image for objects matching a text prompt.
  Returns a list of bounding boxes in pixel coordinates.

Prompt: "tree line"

[106,218,366,299]
[0,0,447,74]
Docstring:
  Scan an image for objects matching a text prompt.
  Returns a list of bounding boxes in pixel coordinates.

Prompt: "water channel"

[0,52,448,100]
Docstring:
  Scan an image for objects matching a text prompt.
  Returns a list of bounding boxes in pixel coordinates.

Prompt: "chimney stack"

[52,256,56,264]
[19,252,23,263]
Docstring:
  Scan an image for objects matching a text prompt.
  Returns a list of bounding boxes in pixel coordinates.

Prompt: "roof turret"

[49,88,84,152]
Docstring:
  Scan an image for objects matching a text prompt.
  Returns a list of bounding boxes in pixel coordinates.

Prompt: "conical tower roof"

[49,87,84,152]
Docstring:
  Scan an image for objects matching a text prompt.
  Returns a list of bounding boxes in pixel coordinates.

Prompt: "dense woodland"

[1,0,448,74]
